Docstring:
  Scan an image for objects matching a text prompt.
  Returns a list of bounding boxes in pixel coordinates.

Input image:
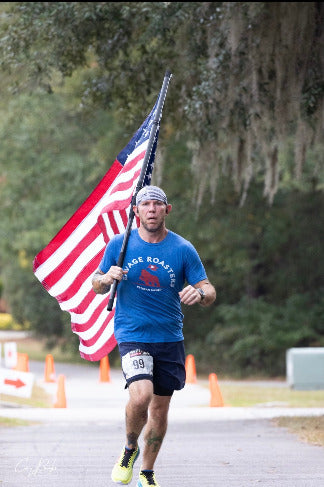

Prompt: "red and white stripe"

[33,140,148,361]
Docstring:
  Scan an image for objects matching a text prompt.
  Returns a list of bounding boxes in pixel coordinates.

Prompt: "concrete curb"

[1,406,323,423]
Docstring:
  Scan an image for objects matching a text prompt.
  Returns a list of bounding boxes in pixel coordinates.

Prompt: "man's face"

[135,199,168,233]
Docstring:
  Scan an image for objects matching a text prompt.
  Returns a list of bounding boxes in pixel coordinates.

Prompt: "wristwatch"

[197,288,206,302]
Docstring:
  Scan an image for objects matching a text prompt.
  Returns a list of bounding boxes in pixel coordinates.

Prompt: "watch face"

[198,288,205,300]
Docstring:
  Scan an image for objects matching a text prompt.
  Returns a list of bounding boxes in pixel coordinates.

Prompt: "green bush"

[0,313,26,331]
[188,292,324,377]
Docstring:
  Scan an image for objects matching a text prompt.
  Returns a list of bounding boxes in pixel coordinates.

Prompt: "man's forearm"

[200,282,217,307]
[92,270,112,295]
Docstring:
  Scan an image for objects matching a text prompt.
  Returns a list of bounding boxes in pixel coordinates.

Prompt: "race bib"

[122,349,154,380]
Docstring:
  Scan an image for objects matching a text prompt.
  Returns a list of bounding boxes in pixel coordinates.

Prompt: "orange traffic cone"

[185,354,197,384]
[209,373,224,407]
[99,355,111,383]
[54,374,67,408]
[14,352,29,372]
[44,354,56,382]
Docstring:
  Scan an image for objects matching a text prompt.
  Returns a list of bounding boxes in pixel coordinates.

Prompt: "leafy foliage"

[189,292,324,377]
[0,2,323,201]
[164,156,324,376]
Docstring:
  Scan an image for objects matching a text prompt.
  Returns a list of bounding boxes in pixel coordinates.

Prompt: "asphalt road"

[0,360,323,486]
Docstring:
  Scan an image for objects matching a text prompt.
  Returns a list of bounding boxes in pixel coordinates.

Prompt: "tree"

[0,90,125,336]
[0,2,323,203]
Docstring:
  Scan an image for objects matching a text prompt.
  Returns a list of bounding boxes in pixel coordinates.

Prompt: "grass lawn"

[273,416,324,447]
[219,382,324,408]
[14,336,86,364]
[0,382,52,408]
[0,417,35,427]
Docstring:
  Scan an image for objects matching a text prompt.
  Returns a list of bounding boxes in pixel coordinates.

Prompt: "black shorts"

[118,341,186,396]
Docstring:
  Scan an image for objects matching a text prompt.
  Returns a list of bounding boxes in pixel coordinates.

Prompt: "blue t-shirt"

[99,229,207,344]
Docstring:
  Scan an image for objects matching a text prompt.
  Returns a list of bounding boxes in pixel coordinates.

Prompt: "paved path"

[0,360,323,486]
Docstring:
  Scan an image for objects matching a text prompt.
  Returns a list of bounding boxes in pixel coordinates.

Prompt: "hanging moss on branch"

[184,2,324,204]
[0,2,323,203]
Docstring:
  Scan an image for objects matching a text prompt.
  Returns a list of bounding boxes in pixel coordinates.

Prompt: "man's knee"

[149,396,171,423]
[128,380,153,409]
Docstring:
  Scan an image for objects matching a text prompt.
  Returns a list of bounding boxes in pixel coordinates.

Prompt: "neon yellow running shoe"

[111,446,140,484]
[137,470,160,487]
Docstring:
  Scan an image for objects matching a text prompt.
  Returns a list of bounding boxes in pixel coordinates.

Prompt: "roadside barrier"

[44,354,56,382]
[54,374,67,408]
[99,355,111,383]
[185,354,197,384]
[14,352,29,372]
[209,373,224,407]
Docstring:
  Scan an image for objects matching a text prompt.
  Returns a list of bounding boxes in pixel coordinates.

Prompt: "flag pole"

[107,70,172,311]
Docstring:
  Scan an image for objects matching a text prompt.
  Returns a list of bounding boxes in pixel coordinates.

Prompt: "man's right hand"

[92,266,127,294]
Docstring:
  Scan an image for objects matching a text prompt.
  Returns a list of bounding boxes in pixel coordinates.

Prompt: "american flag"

[33,93,162,361]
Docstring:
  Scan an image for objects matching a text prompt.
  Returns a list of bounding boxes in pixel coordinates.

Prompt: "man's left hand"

[179,285,202,305]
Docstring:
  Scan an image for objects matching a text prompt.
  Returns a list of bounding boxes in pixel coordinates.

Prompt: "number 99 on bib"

[122,349,154,380]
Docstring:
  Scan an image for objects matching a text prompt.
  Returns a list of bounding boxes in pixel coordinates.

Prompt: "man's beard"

[141,220,164,233]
